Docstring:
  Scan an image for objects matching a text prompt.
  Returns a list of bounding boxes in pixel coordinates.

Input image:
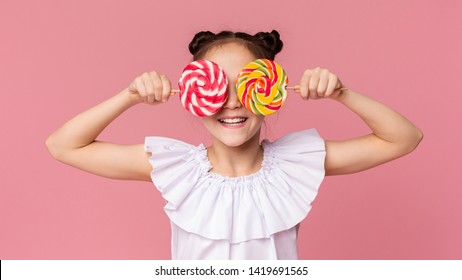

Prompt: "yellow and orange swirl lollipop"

[237,59,288,115]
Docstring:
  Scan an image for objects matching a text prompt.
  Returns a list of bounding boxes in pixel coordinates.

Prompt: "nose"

[222,82,242,110]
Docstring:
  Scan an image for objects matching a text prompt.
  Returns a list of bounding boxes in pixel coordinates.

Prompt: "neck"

[207,133,263,177]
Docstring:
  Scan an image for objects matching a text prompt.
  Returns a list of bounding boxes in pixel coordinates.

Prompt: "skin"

[199,43,265,177]
[45,41,423,181]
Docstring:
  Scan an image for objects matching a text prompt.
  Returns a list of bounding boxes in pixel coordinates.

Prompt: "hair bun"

[189,31,216,56]
[188,30,285,60]
[255,30,283,58]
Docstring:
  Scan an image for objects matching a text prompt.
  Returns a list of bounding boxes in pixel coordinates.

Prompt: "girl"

[46,30,423,259]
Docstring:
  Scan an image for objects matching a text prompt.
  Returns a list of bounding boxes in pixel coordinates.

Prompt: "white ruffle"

[145,129,325,244]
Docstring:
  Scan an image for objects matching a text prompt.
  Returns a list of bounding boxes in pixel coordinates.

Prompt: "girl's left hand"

[297,67,344,100]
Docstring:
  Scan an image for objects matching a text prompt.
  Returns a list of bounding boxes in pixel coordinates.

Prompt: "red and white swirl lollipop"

[178,60,228,117]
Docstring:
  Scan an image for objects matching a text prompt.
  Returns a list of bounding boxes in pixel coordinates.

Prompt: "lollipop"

[178,60,228,117]
[237,59,288,116]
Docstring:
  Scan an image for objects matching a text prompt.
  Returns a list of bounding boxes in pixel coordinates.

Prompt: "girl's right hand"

[128,71,173,105]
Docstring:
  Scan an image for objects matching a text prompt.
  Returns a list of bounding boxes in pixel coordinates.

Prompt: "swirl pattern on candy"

[178,60,228,117]
[237,59,288,115]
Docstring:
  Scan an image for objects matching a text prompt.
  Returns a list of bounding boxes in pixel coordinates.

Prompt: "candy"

[178,60,228,117]
[237,59,288,116]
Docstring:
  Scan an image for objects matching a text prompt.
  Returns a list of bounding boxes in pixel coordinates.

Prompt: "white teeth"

[219,118,247,124]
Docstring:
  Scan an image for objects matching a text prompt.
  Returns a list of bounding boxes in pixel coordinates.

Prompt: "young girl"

[46,30,423,260]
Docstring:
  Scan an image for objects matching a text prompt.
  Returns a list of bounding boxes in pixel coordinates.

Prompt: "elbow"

[416,128,424,145]
[411,126,423,151]
[45,134,63,160]
[403,126,424,154]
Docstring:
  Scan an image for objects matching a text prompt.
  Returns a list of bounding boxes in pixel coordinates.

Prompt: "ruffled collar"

[193,140,276,183]
[145,129,326,243]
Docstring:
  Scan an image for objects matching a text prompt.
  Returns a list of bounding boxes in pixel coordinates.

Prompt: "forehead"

[202,42,257,73]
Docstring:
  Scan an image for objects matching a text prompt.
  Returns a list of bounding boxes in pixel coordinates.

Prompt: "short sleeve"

[144,137,211,210]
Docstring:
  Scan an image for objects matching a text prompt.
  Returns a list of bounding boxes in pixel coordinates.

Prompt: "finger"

[135,73,154,103]
[317,70,330,97]
[308,70,320,99]
[145,74,155,103]
[160,74,172,102]
[135,77,147,97]
[143,72,155,97]
[148,71,163,103]
[325,74,339,97]
[299,69,312,100]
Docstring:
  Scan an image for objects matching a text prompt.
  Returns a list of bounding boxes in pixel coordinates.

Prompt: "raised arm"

[297,67,423,176]
[45,71,173,181]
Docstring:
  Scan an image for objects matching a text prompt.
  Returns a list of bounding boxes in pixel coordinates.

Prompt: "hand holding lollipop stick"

[286,85,348,92]
[286,79,348,99]
[237,59,349,115]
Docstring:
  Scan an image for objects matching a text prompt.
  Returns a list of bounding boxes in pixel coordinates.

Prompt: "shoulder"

[144,136,211,178]
[145,136,195,152]
[261,128,326,182]
[263,129,325,152]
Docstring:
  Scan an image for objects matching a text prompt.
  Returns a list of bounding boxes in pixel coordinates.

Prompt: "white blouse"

[144,129,326,260]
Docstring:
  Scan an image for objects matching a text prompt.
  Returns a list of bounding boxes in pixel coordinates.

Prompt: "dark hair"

[188,30,284,60]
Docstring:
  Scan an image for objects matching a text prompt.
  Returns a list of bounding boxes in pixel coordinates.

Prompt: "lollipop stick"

[171,89,180,93]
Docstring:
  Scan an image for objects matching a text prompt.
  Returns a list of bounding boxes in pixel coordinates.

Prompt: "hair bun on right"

[255,30,284,58]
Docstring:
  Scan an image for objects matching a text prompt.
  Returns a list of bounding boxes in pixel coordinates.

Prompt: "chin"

[215,136,247,147]
[215,131,261,148]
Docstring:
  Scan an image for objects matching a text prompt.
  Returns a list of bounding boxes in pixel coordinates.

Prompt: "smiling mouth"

[218,117,248,126]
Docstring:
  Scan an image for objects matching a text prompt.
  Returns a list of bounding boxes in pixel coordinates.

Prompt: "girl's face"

[201,42,265,147]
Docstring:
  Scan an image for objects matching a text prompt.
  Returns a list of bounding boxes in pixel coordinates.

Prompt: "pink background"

[1,0,461,259]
